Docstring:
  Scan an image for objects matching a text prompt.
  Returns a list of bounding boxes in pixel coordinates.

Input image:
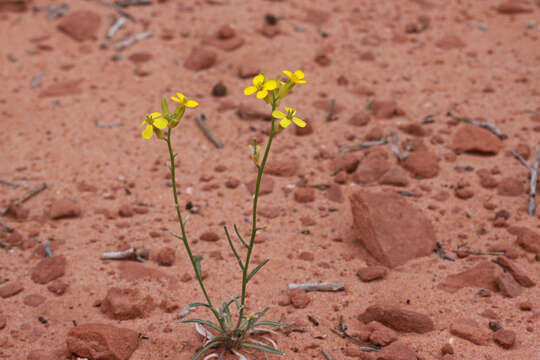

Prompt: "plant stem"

[237,99,277,324]
[165,130,222,327]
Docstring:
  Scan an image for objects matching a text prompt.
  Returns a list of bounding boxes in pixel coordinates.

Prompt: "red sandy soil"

[1,0,539,359]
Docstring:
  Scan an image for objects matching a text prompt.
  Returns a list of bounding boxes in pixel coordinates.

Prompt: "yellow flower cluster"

[140,92,198,139]
[244,70,307,130]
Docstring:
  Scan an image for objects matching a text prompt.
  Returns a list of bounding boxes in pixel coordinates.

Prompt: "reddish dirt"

[1,0,539,359]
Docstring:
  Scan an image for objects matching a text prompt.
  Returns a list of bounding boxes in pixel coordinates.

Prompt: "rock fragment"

[358,305,434,333]
[58,10,101,42]
[451,125,502,155]
[450,318,490,345]
[49,199,81,219]
[31,256,66,284]
[184,47,217,71]
[0,281,24,298]
[100,287,154,320]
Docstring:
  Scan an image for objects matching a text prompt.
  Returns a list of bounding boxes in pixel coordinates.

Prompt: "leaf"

[192,341,224,360]
[254,320,284,327]
[224,226,244,270]
[220,301,232,329]
[194,255,203,278]
[161,98,169,115]
[240,342,284,355]
[181,318,222,333]
[246,259,269,282]
[233,224,249,248]
[253,307,270,323]
[189,302,210,309]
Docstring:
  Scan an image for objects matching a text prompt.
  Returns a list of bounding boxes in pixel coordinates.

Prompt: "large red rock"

[352,150,392,185]
[436,34,466,50]
[358,305,434,333]
[450,318,490,345]
[496,256,536,287]
[49,199,81,219]
[350,190,437,268]
[438,261,499,293]
[100,287,154,320]
[0,0,30,12]
[402,150,439,178]
[58,10,101,42]
[496,0,533,14]
[451,124,503,155]
[66,323,139,360]
[31,256,66,284]
[515,228,540,255]
[265,157,300,177]
[184,47,217,71]
[0,281,24,298]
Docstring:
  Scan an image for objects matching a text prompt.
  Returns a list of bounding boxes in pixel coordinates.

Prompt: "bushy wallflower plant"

[141,70,306,359]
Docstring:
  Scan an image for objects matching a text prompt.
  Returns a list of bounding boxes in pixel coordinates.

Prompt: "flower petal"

[185,100,199,108]
[140,119,147,127]
[256,89,268,99]
[150,112,162,119]
[253,74,264,86]
[293,70,305,79]
[292,117,306,127]
[272,110,285,119]
[282,70,293,78]
[171,96,180,103]
[175,92,185,101]
[279,117,291,128]
[142,124,153,139]
[295,79,306,84]
[244,86,257,95]
[264,80,277,90]
[154,117,168,129]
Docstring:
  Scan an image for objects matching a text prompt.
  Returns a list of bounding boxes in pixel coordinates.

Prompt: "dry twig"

[321,349,334,360]
[99,0,136,21]
[452,249,505,256]
[447,110,505,139]
[100,247,149,262]
[326,99,336,122]
[434,242,455,261]
[195,113,223,148]
[107,16,126,38]
[511,148,540,216]
[0,179,18,189]
[288,282,344,292]
[115,31,152,49]
[0,183,47,216]
[390,131,410,161]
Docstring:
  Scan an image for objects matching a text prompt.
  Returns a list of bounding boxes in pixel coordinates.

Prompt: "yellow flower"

[282,70,306,84]
[140,112,168,139]
[170,92,199,108]
[248,143,261,166]
[272,107,306,128]
[243,74,277,99]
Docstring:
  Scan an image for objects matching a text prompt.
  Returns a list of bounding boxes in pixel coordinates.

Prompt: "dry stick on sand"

[390,131,410,161]
[447,110,505,139]
[434,242,455,261]
[0,179,18,189]
[100,248,150,262]
[452,249,505,256]
[43,238,53,258]
[511,148,540,216]
[321,348,334,360]
[326,99,336,121]
[288,282,344,292]
[115,31,152,50]
[195,113,223,148]
[99,0,136,21]
[115,0,152,6]
[339,138,388,152]
[331,316,381,352]
[107,16,127,38]
[0,182,47,216]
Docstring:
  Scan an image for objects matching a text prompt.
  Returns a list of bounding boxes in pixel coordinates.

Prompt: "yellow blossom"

[170,92,199,108]
[282,70,306,84]
[272,107,306,128]
[248,143,261,166]
[140,112,168,139]
[244,74,277,99]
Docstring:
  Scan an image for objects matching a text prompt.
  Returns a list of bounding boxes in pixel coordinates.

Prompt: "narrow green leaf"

[188,302,210,309]
[225,226,244,270]
[192,341,224,360]
[220,301,232,329]
[233,224,249,248]
[254,320,284,327]
[240,342,283,355]
[181,318,222,333]
[161,98,169,115]
[193,255,203,278]
[169,231,185,241]
[246,259,269,282]
[253,307,270,323]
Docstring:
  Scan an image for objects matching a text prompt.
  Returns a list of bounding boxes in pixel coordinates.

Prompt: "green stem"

[165,130,222,327]
[237,98,277,324]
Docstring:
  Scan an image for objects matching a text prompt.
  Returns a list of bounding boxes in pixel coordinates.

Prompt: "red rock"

[314,53,331,66]
[379,167,409,187]
[57,10,101,42]
[237,64,260,79]
[4,230,23,246]
[350,191,437,268]
[402,150,439,178]
[100,287,154,320]
[294,187,315,203]
[67,323,139,360]
[289,289,310,309]
[476,169,498,189]
[496,0,533,14]
[370,100,403,119]
[514,143,530,160]
[127,52,153,63]
[47,279,68,296]
[245,176,274,195]
[436,34,466,49]
[451,125,503,155]
[365,126,383,141]
[348,112,371,126]
[496,272,522,298]
[352,150,392,184]
[438,261,499,293]
[516,228,540,255]
[225,177,240,189]
[23,294,46,307]
[211,82,227,97]
[0,281,24,298]
[258,206,281,218]
[298,251,314,261]
[39,80,83,98]
[377,341,417,360]
[118,204,133,218]
[325,183,344,203]
[203,35,244,52]
[295,120,313,136]
[217,24,235,39]
[0,314,5,329]
[455,187,474,200]
[450,318,489,345]
[261,24,280,38]
[49,199,81,219]
[493,329,516,349]
[184,47,217,71]
[0,0,29,12]
[200,231,219,242]
[358,305,434,333]
[6,203,29,220]
[357,266,388,282]
[399,123,426,136]
[266,157,299,177]
[31,256,66,284]
[496,256,536,287]
[367,321,397,346]
[441,343,454,355]
[331,153,360,174]
[497,177,524,196]
[156,247,175,266]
